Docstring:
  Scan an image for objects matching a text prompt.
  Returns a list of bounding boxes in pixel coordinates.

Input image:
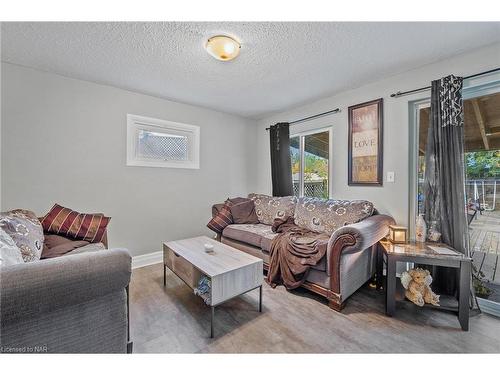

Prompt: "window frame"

[290,126,333,198]
[408,99,431,239]
[126,114,200,169]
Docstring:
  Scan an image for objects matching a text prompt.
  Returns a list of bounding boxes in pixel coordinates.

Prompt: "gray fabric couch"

[212,196,395,310]
[0,244,132,353]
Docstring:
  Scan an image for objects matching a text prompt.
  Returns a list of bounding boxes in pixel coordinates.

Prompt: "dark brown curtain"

[269,123,293,197]
[423,75,469,296]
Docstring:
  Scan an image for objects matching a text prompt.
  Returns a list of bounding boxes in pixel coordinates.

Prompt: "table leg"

[163,264,166,286]
[376,243,383,290]
[458,260,470,331]
[210,306,215,338]
[126,285,130,343]
[259,285,262,312]
[386,257,396,316]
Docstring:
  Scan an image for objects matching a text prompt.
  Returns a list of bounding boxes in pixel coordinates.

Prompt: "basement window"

[127,114,200,169]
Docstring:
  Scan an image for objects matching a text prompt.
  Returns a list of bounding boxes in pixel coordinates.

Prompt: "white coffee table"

[163,236,263,337]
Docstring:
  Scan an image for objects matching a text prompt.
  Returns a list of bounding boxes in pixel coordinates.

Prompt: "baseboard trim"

[132,251,162,269]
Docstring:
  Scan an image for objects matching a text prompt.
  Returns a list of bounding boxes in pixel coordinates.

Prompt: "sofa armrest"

[212,203,225,218]
[326,214,395,291]
[328,214,395,260]
[0,248,131,324]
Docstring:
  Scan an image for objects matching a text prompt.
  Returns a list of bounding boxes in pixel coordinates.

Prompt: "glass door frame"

[290,126,333,198]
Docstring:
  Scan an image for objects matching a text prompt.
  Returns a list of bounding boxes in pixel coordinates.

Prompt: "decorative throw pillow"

[207,197,250,233]
[230,200,259,224]
[248,193,297,225]
[41,234,90,259]
[207,200,234,233]
[40,204,110,243]
[0,209,44,262]
[0,227,24,266]
[294,197,374,235]
[65,242,106,255]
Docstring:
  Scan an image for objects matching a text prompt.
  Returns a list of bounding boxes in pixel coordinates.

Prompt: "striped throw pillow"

[41,204,110,243]
[207,200,233,234]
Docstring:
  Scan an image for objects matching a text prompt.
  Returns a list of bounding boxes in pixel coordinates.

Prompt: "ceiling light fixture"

[205,35,241,61]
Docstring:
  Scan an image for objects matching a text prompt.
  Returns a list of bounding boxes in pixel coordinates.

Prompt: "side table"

[377,240,471,331]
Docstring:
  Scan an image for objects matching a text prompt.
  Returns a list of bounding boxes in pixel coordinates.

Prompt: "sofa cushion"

[0,227,24,266]
[248,193,296,225]
[41,204,110,243]
[223,223,277,249]
[294,197,374,235]
[225,224,326,272]
[0,209,44,262]
[258,229,279,253]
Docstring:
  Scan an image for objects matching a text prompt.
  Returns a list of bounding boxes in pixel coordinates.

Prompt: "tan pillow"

[294,197,374,235]
[248,194,297,225]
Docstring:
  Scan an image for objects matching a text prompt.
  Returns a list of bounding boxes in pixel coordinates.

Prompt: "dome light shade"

[205,35,241,61]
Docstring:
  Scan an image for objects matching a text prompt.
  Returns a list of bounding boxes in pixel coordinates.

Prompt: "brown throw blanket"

[266,217,330,290]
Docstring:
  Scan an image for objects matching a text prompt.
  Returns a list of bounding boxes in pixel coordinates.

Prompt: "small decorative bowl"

[204,243,214,253]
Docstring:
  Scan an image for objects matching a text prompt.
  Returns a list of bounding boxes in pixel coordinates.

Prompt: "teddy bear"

[401,268,440,307]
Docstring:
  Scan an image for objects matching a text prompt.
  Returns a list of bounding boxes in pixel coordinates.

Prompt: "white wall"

[254,43,500,228]
[1,63,257,256]
[2,42,499,256]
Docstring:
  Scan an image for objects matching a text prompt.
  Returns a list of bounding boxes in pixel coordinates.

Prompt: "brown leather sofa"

[212,196,395,310]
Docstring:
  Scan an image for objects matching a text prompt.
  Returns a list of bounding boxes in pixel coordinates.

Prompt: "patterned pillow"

[207,200,234,233]
[0,227,24,266]
[0,210,44,262]
[294,197,374,235]
[248,193,297,225]
[40,204,110,243]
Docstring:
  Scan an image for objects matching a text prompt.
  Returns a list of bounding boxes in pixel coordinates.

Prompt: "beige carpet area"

[129,263,500,353]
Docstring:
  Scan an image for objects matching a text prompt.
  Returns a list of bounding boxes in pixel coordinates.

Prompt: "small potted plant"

[473,264,492,299]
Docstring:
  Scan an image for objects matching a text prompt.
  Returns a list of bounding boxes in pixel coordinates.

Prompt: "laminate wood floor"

[130,263,500,353]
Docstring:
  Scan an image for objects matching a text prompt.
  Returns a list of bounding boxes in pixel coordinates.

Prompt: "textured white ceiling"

[2,22,500,119]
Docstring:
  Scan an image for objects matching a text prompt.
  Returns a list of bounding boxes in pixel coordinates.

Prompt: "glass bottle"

[416,214,427,243]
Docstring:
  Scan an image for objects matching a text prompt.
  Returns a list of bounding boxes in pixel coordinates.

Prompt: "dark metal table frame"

[377,242,471,331]
[164,263,263,338]
[209,284,262,338]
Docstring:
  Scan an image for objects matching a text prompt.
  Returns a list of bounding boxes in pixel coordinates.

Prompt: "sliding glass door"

[410,77,500,314]
[290,129,331,199]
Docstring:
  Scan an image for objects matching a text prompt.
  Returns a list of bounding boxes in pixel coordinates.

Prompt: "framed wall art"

[348,98,383,186]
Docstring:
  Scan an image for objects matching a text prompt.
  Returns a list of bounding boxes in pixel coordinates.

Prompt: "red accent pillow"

[207,200,234,233]
[41,204,110,243]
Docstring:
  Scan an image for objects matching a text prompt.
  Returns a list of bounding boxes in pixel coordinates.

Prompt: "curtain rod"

[265,108,340,130]
[390,67,500,98]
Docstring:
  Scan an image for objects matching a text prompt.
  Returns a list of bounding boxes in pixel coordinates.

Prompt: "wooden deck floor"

[470,210,500,283]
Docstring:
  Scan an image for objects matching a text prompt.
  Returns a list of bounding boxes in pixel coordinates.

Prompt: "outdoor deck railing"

[465,179,499,211]
[293,180,328,198]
